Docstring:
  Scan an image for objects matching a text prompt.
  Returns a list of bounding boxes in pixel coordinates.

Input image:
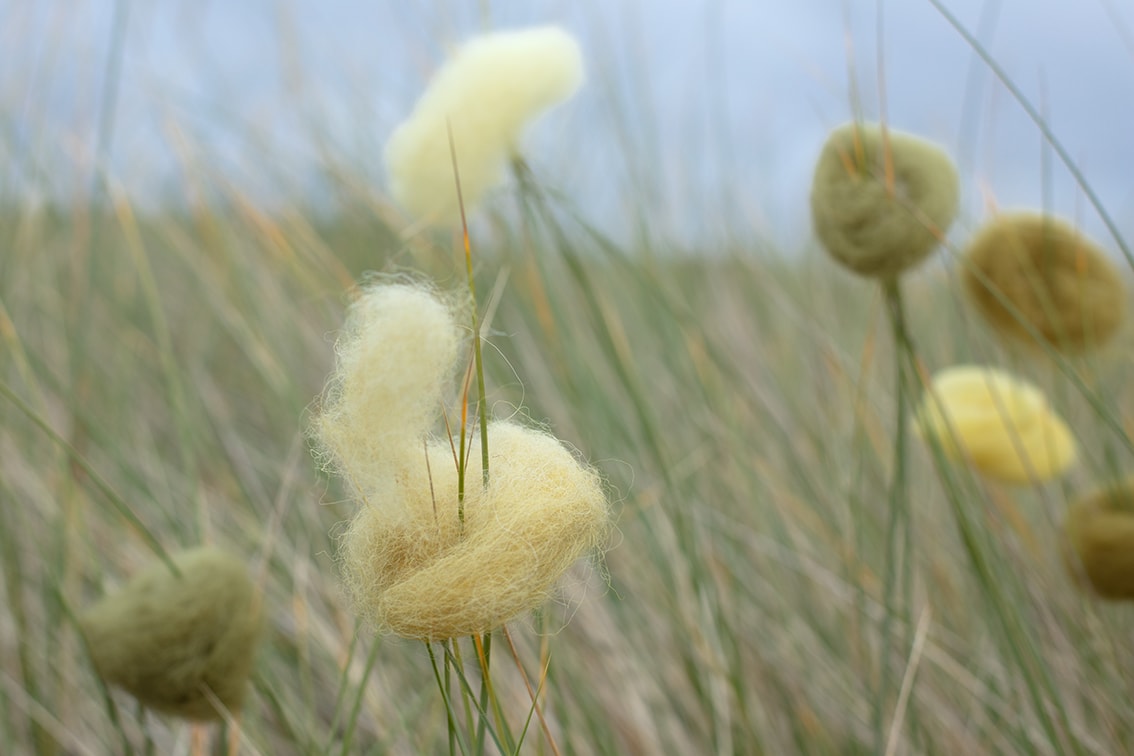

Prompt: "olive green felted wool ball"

[962,212,1125,353]
[80,547,264,721]
[1063,480,1134,600]
[811,121,959,279]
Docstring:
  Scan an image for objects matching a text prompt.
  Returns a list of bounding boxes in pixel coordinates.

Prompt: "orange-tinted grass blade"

[503,625,562,756]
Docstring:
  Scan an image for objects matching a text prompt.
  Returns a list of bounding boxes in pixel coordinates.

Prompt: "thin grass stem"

[339,636,383,756]
[427,642,467,756]
[449,641,476,745]
[872,279,916,755]
[444,641,456,756]
[0,380,179,577]
[322,622,362,754]
[442,643,509,755]
[925,0,1133,267]
[502,625,561,756]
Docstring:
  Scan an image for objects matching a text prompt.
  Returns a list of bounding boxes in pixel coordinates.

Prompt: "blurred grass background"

[5,2,1134,755]
[3,188,1134,754]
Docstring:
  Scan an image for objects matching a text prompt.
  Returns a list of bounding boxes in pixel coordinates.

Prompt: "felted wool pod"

[962,212,1125,353]
[314,282,613,639]
[385,26,585,224]
[1064,479,1134,599]
[313,282,464,498]
[914,365,1076,484]
[811,121,959,279]
[80,547,263,721]
[339,421,610,640]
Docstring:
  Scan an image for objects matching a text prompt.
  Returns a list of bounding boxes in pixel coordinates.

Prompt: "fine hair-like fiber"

[810,121,959,279]
[913,365,1076,484]
[313,282,612,640]
[962,212,1125,353]
[340,421,610,639]
[79,547,264,721]
[385,25,584,224]
[1063,479,1134,600]
[313,282,463,497]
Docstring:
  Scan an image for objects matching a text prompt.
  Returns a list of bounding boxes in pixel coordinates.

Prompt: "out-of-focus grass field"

[3,187,1134,755]
[5,8,1134,756]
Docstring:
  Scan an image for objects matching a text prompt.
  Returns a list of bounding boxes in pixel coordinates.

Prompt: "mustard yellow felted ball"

[811,122,959,279]
[80,547,264,721]
[1063,480,1134,600]
[962,212,1125,353]
[914,365,1076,484]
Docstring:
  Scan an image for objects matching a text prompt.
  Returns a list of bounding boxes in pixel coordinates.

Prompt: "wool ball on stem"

[339,421,611,640]
[1063,478,1134,600]
[914,365,1076,484]
[385,25,585,224]
[962,212,1125,353]
[80,547,264,721]
[811,122,959,279]
[313,283,612,639]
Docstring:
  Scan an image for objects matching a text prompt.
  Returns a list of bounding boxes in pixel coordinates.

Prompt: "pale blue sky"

[3,0,1133,249]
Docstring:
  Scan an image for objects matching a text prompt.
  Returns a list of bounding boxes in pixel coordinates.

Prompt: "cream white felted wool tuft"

[314,282,463,496]
[385,26,584,224]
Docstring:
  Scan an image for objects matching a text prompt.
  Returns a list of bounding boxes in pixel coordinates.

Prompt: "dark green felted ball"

[810,121,959,279]
[1063,480,1134,600]
[80,547,264,721]
[962,212,1125,353]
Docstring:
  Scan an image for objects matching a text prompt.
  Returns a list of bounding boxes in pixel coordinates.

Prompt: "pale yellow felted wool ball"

[914,365,1076,484]
[340,421,610,640]
[385,26,584,224]
[80,547,263,721]
[962,212,1125,353]
[811,122,959,279]
[1063,479,1134,600]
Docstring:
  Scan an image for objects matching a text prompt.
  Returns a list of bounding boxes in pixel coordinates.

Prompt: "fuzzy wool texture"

[914,365,1076,484]
[962,212,1125,353]
[340,421,610,639]
[810,122,959,279]
[312,282,611,640]
[385,25,584,224]
[1063,479,1134,600]
[79,547,263,721]
[314,282,463,496]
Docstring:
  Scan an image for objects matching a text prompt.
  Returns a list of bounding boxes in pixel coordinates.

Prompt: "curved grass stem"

[427,641,469,756]
[446,118,504,756]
